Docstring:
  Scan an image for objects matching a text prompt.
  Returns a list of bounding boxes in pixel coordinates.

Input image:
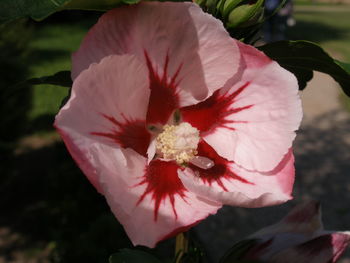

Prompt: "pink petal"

[89,144,221,247]
[270,232,350,263]
[72,2,240,109]
[55,54,151,156]
[55,126,102,193]
[178,143,295,208]
[198,42,302,172]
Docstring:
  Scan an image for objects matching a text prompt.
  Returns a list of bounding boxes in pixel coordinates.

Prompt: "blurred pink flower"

[54,2,302,247]
[234,201,350,263]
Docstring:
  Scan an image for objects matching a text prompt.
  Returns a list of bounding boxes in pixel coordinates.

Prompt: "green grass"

[289,6,350,60]
[294,0,348,6]
[28,21,95,120]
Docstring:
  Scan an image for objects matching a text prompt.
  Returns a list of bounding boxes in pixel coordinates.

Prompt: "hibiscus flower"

[54,2,302,247]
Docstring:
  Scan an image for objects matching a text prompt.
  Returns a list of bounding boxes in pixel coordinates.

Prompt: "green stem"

[175,232,189,263]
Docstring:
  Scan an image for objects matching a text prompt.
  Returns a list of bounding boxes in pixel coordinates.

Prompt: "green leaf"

[0,0,70,22]
[62,0,132,11]
[335,60,350,74]
[0,0,136,23]
[109,249,163,263]
[121,0,141,4]
[26,70,72,87]
[282,65,314,90]
[6,71,71,101]
[258,40,350,96]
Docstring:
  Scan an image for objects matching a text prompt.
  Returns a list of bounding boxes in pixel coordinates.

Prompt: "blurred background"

[0,0,350,262]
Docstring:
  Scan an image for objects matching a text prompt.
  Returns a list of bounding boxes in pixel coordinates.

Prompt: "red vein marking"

[180,82,253,134]
[91,114,150,157]
[144,51,182,125]
[136,160,186,221]
[189,140,253,191]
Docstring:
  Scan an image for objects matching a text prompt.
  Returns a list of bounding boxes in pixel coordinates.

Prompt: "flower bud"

[221,0,244,18]
[221,201,350,263]
[194,0,221,13]
[226,0,264,28]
